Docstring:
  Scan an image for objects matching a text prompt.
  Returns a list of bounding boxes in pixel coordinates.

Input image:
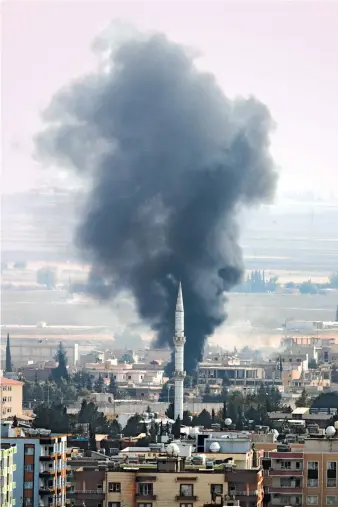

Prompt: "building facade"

[0,377,23,418]
[0,443,17,507]
[1,423,70,507]
[263,436,338,506]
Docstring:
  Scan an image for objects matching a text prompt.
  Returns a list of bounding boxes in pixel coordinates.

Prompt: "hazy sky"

[2,0,338,196]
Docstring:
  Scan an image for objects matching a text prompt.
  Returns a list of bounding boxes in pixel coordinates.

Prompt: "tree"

[331,365,338,383]
[12,415,18,428]
[149,421,159,443]
[182,411,193,426]
[172,416,181,438]
[119,353,134,364]
[123,414,143,437]
[299,280,318,294]
[36,267,57,289]
[211,408,216,423]
[5,333,13,373]
[89,424,97,451]
[165,403,174,420]
[94,374,105,393]
[34,402,70,433]
[295,389,311,408]
[329,272,338,288]
[52,342,69,384]
[195,409,212,428]
[308,359,318,369]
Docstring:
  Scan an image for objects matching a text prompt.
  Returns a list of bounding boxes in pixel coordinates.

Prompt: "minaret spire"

[5,333,13,373]
[174,281,186,420]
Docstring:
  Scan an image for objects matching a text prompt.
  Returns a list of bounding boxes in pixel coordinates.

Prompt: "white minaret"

[174,281,186,420]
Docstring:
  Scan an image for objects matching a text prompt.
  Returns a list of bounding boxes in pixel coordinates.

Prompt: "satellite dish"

[325,426,336,438]
[225,418,232,426]
[189,427,199,437]
[167,443,180,456]
[209,442,221,453]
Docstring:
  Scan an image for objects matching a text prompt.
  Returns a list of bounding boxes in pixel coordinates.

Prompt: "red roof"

[0,377,23,386]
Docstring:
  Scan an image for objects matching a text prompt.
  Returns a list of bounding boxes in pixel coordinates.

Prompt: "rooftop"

[0,377,23,386]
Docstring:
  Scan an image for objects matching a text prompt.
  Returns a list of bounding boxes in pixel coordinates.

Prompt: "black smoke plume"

[35,27,278,372]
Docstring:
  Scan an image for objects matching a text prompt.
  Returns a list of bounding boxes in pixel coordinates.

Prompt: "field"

[1,192,338,351]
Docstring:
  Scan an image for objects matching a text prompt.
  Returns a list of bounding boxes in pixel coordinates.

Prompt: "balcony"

[269,469,303,476]
[73,489,104,500]
[40,454,56,461]
[268,487,303,494]
[136,494,157,500]
[39,470,57,478]
[175,496,197,501]
[39,487,56,495]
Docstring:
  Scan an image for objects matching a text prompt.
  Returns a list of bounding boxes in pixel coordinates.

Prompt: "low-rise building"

[0,377,23,418]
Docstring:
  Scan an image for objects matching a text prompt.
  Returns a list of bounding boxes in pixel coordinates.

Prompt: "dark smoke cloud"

[35,27,278,372]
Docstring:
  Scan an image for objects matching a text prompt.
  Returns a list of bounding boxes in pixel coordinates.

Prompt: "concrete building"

[0,377,23,418]
[102,455,264,507]
[0,443,17,507]
[263,428,338,506]
[198,363,265,390]
[1,338,79,367]
[1,422,70,507]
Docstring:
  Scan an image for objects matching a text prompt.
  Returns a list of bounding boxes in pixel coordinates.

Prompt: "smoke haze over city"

[35,26,278,369]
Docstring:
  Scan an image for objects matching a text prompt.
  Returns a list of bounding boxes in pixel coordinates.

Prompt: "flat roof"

[0,377,23,386]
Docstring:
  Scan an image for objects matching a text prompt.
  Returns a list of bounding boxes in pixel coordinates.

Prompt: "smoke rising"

[36,27,278,372]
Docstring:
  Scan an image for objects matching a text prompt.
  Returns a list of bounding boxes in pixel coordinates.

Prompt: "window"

[7,408,12,413]
[180,505,193,507]
[24,464,33,472]
[281,461,291,469]
[307,496,318,505]
[24,481,33,489]
[211,484,223,496]
[108,483,121,493]
[180,484,194,497]
[280,478,292,487]
[327,461,337,487]
[327,496,338,505]
[24,447,34,455]
[139,504,152,507]
[24,500,32,506]
[280,496,289,504]
[108,503,121,507]
[307,479,319,488]
[8,397,12,402]
[296,461,301,469]
[138,483,153,496]
[308,461,318,470]
[307,461,319,487]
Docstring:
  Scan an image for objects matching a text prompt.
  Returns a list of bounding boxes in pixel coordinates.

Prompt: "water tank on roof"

[167,443,180,456]
[209,441,221,453]
[325,426,336,438]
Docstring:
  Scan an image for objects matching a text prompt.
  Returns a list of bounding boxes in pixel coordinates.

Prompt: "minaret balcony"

[174,336,186,345]
[174,370,186,378]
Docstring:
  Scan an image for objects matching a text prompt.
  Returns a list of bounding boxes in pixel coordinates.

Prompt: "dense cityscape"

[2,2,338,507]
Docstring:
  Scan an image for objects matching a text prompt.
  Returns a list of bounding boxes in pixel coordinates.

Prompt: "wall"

[68,401,224,417]
[104,470,227,507]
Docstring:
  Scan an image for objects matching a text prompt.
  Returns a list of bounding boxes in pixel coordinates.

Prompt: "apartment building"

[198,363,265,390]
[263,432,338,506]
[1,422,70,507]
[0,377,23,418]
[0,443,17,507]
[102,456,264,507]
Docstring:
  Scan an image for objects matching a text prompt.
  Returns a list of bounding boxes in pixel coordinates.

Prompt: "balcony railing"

[175,495,198,501]
[136,493,157,500]
[73,489,104,494]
